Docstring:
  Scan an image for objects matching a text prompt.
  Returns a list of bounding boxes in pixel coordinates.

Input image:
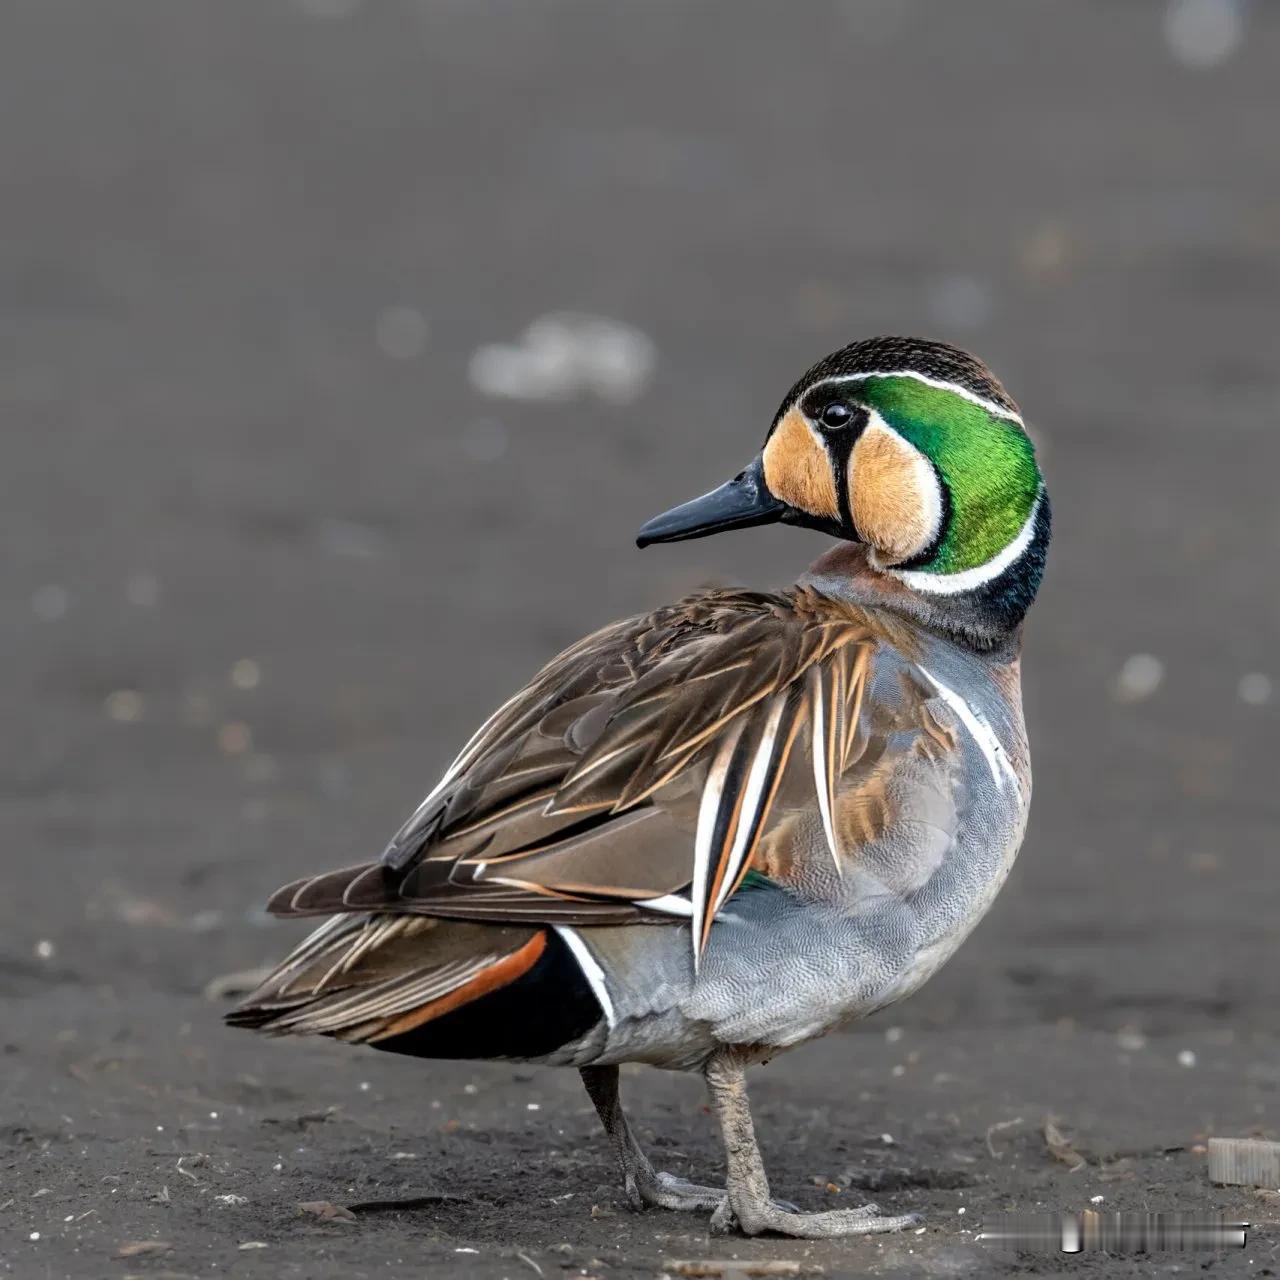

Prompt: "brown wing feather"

[225,913,548,1042]
[270,587,895,957]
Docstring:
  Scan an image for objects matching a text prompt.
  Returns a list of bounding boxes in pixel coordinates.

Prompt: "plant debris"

[1043,1116,1087,1171]
[296,1200,358,1224]
[985,1116,1023,1159]
[116,1240,173,1257]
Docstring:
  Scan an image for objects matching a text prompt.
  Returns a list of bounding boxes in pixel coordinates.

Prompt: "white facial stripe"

[888,491,1043,596]
[553,926,615,1027]
[810,370,1023,426]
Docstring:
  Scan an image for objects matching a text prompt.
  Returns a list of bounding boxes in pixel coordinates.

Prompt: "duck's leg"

[703,1052,923,1238]
[580,1065,726,1211]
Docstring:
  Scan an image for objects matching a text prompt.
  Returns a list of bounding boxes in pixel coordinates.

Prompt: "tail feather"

[265,863,380,916]
[225,912,545,1043]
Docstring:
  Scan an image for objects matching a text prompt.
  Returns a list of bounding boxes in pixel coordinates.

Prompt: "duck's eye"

[818,402,853,430]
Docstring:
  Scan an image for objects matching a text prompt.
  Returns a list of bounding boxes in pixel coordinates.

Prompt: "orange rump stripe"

[370,931,548,1041]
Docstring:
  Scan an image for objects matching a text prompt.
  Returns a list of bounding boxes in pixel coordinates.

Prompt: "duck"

[228,335,1050,1239]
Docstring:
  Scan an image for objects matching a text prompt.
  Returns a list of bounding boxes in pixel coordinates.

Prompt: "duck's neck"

[799,494,1050,654]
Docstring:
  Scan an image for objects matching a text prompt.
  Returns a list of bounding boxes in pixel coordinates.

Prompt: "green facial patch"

[853,376,1041,574]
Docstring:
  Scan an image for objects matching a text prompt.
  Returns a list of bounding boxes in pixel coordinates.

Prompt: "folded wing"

[269,588,887,961]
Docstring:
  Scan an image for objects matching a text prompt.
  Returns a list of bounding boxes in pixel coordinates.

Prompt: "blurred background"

[4,2,1279,1274]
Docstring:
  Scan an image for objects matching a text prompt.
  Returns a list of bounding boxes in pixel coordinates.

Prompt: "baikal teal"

[228,336,1051,1241]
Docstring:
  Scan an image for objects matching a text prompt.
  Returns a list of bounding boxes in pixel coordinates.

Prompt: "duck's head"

[638,336,1049,633]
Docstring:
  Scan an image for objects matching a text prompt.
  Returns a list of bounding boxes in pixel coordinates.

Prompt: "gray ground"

[3,2,1279,1276]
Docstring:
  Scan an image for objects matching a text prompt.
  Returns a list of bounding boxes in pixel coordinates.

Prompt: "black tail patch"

[370,927,602,1061]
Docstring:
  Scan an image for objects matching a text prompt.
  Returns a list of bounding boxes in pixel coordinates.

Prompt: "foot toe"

[621,1171,644,1212]
[728,1203,922,1239]
[641,1171,726,1212]
[709,1196,735,1234]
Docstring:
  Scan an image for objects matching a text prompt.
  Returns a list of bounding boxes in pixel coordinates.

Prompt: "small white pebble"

[156,1125,164,1132]
[29,1232,40,1241]
[957,1206,966,1215]
[230,658,261,690]
[35,939,55,960]
[464,1083,478,1095]
[359,1081,371,1092]
[884,1026,903,1043]
[272,1163,283,1172]
[1178,1049,1197,1068]
[891,1064,905,1077]
[31,584,70,621]
[215,1193,248,1206]
[880,1133,895,1145]
[1238,672,1273,706]
[239,1241,270,1250]
[1090,1194,1105,1205]
[527,1103,540,1111]
[454,1247,479,1254]
[209,1111,218,1120]
[1114,654,1164,703]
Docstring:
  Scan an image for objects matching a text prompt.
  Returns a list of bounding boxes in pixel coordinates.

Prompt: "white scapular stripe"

[553,926,615,1028]
[812,369,1023,425]
[636,893,694,918]
[809,668,843,873]
[712,695,788,918]
[889,491,1043,596]
[690,718,746,968]
[915,664,1020,794]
